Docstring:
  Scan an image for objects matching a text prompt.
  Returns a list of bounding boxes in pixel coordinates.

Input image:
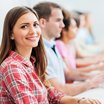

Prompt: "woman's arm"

[60,96,101,104]
[4,64,38,104]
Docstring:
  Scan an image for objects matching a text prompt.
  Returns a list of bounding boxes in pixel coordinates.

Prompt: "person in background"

[55,9,104,73]
[84,12,95,44]
[73,11,104,58]
[33,1,104,96]
[0,6,97,104]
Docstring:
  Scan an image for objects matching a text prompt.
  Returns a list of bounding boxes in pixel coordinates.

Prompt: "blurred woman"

[56,9,104,73]
[73,11,104,58]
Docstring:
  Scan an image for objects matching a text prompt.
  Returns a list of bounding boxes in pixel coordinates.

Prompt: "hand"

[96,62,104,70]
[78,98,101,104]
[86,72,104,88]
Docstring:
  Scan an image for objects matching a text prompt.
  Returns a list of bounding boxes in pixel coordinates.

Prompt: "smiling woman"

[0,6,102,104]
[12,12,41,58]
[0,6,49,103]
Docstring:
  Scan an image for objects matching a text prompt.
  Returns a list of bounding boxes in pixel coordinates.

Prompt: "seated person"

[33,2,104,96]
[56,9,104,73]
[72,11,104,58]
[1,6,97,104]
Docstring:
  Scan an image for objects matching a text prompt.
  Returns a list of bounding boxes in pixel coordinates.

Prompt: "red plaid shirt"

[0,51,64,104]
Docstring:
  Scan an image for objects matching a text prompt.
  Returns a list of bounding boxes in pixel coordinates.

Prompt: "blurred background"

[0,0,104,44]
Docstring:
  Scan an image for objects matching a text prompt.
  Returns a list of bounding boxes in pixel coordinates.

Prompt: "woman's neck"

[15,47,32,60]
[61,37,70,44]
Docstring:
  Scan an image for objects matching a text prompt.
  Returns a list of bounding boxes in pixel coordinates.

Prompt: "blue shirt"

[44,39,66,84]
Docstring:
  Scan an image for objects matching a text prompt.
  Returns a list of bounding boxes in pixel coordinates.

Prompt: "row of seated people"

[55,9,104,73]
[0,1,104,104]
[33,1,104,96]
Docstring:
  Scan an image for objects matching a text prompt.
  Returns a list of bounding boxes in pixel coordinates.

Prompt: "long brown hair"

[0,6,47,82]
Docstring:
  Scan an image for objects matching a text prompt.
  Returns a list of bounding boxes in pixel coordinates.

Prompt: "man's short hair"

[33,2,61,20]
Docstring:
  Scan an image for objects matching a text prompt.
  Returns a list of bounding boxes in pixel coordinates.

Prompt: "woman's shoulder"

[56,40,64,45]
[0,53,23,75]
[55,40,65,49]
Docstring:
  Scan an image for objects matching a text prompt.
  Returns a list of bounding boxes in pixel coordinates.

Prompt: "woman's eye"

[21,25,28,29]
[34,23,39,27]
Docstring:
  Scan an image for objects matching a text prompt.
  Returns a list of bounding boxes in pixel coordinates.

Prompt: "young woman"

[0,6,101,104]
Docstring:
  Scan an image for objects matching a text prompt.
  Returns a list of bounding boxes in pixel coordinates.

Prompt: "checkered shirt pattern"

[0,51,64,104]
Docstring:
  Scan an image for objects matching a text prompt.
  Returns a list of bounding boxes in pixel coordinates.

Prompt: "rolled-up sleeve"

[47,87,65,104]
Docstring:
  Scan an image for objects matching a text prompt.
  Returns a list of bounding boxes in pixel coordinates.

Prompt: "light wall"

[0,0,104,44]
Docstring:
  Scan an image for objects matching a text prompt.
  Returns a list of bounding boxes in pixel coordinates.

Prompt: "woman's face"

[67,18,78,39]
[12,12,41,50]
[79,15,86,27]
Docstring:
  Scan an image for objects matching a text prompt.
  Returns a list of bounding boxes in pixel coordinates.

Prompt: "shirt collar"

[43,38,56,48]
[9,51,36,67]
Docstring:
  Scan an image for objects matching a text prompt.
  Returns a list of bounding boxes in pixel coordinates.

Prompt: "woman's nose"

[29,27,36,35]
[29,26,41,37]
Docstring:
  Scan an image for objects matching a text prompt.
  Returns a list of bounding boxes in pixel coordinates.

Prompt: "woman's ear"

[10,34,14,40]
